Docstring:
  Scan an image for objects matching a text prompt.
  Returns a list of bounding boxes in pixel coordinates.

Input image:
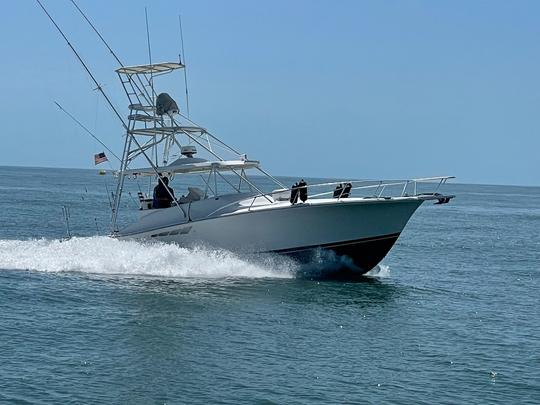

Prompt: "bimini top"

[116,62,185,75]
[122,158,261,177]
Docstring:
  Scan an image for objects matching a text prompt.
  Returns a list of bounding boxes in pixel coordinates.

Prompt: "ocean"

[0,166,538,404]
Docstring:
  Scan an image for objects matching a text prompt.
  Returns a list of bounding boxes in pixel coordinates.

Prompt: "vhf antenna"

[178,14,190,118]
[144,7,159,167]
[145,7,154,97]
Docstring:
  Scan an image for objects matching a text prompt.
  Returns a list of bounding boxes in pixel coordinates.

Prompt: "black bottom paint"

[274,233,401,280]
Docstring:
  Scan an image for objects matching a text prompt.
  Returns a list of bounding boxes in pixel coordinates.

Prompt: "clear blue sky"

[1,0,539,185]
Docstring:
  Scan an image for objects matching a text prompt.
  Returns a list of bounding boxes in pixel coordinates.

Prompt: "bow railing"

[245,176,455,211]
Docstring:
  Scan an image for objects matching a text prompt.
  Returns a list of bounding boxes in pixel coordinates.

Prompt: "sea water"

[0,166,539,404]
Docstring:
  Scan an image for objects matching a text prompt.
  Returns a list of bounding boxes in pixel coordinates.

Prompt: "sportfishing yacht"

[110,62,454,273]
[36,0,454,274]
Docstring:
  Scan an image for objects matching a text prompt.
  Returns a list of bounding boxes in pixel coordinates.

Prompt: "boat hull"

[117,197,424,274]
[275,232,401,276]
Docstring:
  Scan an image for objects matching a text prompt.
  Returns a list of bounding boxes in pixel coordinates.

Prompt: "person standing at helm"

[152,176,175,208]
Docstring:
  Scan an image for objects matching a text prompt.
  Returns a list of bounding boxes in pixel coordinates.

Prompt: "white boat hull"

[117,197,425,274]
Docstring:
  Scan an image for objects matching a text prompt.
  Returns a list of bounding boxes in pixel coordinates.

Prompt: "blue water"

[0,166,539,404]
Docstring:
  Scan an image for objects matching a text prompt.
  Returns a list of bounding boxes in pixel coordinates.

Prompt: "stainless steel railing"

[246,176,455,211]
[203,176,454,217]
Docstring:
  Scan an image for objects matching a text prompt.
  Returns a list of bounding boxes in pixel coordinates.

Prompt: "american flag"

[94,152,108,165]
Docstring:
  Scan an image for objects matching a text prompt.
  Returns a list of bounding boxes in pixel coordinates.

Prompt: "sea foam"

[0,237,294,279]
[365,264,391,278]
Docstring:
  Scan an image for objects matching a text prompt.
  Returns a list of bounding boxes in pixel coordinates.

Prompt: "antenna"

[144,7,158,167]
[179,14,191,118]
[145,7,154,94]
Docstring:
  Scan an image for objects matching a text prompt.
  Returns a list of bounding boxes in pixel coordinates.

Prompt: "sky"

[1,0,539,186]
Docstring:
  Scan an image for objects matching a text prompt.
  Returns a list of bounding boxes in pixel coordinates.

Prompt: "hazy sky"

[1,0,539,185]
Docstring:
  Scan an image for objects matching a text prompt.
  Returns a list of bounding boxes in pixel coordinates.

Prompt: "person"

[152,176,175,208]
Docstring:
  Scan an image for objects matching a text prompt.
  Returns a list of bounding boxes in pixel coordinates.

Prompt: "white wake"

[0,237,294,279]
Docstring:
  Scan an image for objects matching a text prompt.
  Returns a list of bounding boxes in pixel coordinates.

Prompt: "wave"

[0,237,294,279]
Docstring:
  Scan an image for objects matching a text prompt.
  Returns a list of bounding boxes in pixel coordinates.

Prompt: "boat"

[109,62,454,274]
[36,1,454,275]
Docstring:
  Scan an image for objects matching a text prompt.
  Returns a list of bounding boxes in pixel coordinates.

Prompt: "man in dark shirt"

[152,176,175,208]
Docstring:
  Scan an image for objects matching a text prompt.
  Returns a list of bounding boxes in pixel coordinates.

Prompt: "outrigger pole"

[37,0,184,232]
[69,0,122,66]
[36,0,126,129]
[69,0,155,104]
[54,101,122,163]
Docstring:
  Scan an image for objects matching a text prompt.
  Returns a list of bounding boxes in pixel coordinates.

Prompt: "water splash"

[365,264,391,278]
[0,237,294,279]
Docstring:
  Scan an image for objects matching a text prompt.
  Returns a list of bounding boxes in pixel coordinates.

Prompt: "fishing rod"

[54,101,122,163]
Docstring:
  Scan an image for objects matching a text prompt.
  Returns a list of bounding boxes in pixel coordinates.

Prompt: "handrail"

[245,176,454,210]
[197,176,454,219]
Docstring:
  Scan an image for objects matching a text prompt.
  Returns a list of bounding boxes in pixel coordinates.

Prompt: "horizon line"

[0,164,537,189]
